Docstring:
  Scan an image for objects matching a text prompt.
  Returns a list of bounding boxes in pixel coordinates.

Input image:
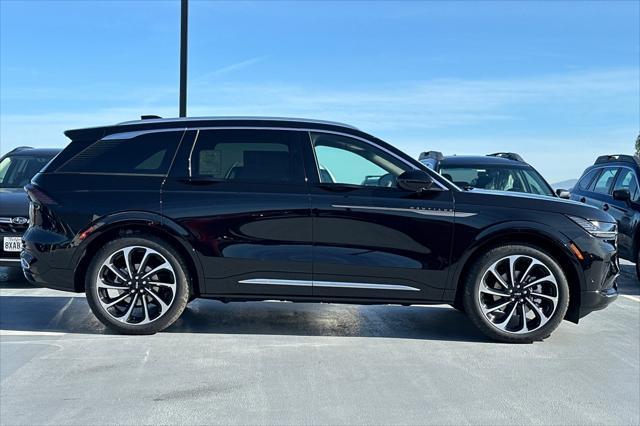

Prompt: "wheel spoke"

[519,303,528,332]
[522,275,556,289]
[104,292,131,308]
[494,303,518,330]
[145,288,170,312]
[147,280,176,289]
[140,294,151,324]
[479,284,510,298]
[508,255,518,286]
[526,298,548,323]
[529,292,557,303]
[122,247,135,279]
[483,300,513,314]
[106,263,128,282]
[97,277,129,290]
[137,248,153,275]
[118,293,138,323]
[141,262,172,280]
[487,266,511,290]
[520,258,541,284]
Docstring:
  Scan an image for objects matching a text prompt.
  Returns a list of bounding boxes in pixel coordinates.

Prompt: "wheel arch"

[72,212,204,296]
[451,223,584,323]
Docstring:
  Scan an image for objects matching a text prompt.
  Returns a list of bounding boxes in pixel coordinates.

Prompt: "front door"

[162,128,313,297]
[304,131,454,302]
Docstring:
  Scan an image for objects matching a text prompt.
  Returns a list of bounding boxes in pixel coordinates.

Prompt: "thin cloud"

[192,55,268,83]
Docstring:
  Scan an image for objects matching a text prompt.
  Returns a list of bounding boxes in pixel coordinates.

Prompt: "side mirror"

[397,170,434,192]
[555,189,571,199]
[613,189,631,203]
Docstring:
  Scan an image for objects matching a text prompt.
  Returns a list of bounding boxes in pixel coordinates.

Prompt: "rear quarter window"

[577,169,599,191]
[58,130,184,175]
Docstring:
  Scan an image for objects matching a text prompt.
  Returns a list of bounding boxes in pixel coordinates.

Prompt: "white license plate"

[3,236,22,252]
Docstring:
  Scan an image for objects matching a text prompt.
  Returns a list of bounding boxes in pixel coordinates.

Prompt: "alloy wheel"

[95,246,177,325]
[477,255,559,334]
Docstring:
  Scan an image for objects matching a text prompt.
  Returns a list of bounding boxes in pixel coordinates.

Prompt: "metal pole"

[179,0,188,117]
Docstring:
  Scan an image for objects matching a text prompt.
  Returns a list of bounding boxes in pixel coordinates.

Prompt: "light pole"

[179,0,188,117]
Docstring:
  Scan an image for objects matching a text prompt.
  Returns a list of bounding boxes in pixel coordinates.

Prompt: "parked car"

[570,154,640,280]
[419,151,564,198]
[22,117,618,342]
[0,146,60,268]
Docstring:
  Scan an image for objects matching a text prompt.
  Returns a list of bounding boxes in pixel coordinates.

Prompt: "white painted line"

[0,330,67,337]
[621,295,640,303]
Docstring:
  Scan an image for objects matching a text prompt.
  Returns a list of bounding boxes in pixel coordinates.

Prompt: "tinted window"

[190,129,303,183]
[310,132,409,187]
[577,169,599,190]
[0,155,54,188]
[613,168,639,200]
[592,168,618,194]
[59,131,183,175]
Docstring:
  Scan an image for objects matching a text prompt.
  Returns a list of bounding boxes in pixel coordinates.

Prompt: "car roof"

[64,116,361,141]
[439,155,530,167]
[3,147,61,157]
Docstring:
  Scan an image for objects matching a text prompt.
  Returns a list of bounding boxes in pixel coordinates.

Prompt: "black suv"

[22,117,619,342]
[571,154,640,279]
[0,146,60,268]
[419,151,561,198]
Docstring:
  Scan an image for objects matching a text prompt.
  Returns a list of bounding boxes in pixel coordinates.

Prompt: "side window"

[613,169,639,200]
[310,132,410,187]
[577,169,599,191]
[190,129,303,183]
[59,131,183,175]
[592,168,618,194]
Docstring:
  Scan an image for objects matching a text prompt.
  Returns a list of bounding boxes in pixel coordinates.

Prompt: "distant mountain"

[551,179,578,191]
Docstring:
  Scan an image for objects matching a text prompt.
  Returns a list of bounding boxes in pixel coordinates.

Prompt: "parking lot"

[0,262,638,426]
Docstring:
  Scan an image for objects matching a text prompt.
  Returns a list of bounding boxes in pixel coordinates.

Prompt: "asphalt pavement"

[1,262,638,425]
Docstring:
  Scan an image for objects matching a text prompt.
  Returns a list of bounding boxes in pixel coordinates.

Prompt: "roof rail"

[594,154,640,166]
[488,152,525,163]
[7,146,34,154]
[418,151,444,161]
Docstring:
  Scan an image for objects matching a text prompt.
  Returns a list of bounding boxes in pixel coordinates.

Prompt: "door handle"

[602,203,609,211]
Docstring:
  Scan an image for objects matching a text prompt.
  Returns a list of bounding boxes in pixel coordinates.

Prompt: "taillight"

[24,184,58,206]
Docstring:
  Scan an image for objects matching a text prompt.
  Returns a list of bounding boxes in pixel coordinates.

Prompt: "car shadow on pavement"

[0,294,489,343]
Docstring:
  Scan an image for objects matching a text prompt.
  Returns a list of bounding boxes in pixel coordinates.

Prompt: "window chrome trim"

[185,126,450,191]
[585,165,638,196]
[238,278,420,292]
[101,127,187,141]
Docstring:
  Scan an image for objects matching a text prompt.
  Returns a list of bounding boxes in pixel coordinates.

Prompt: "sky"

[1,0,639,183]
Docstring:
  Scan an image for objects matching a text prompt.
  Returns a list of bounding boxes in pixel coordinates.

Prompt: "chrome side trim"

[0,258,21,262]
[314,280,420,291]
[238,278,313,287]
[331,205,476,218]
[239,278,420,291]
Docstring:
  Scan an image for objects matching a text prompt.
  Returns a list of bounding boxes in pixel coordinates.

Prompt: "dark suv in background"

[22,117,619,342]
[571,154,640,279]
[0,146,60,268]
[418,151,563,198]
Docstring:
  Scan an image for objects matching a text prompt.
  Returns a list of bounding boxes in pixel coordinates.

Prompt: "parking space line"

[0,330,67,337]
[621,295,640,302]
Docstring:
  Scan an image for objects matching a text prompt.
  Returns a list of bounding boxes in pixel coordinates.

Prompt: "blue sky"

[1,0,638,183]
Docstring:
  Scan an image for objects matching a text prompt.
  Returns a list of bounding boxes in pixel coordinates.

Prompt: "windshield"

[0,155,53,188]
[439,165,554,196]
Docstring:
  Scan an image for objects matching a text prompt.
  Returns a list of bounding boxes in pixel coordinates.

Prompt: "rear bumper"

[0,257,22,268]
[20,250,77,292]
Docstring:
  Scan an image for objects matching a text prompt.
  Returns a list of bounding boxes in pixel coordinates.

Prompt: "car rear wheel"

[85,236,191,335]
[463,245,569,343]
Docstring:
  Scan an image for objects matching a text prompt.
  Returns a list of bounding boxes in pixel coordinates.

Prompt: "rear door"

[162,128,313,297]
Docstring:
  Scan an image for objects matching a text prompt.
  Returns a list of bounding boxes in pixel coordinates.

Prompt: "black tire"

[462,244,569,343]
[85,235,191,335]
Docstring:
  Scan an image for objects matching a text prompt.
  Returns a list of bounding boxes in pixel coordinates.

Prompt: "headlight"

[567,215,617,238]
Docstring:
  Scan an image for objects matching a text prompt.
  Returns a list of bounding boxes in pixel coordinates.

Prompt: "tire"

[85,235,191,335]
[462,244,569,343]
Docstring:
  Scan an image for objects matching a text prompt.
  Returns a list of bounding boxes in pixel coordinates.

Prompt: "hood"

[0,188,29,217]
[455,188,615,223]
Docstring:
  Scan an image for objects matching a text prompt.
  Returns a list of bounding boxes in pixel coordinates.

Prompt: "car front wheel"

[85,236,191,334]
[463,245,569,343]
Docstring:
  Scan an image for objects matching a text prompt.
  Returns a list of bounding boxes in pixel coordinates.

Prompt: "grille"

[0,217,29,234]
